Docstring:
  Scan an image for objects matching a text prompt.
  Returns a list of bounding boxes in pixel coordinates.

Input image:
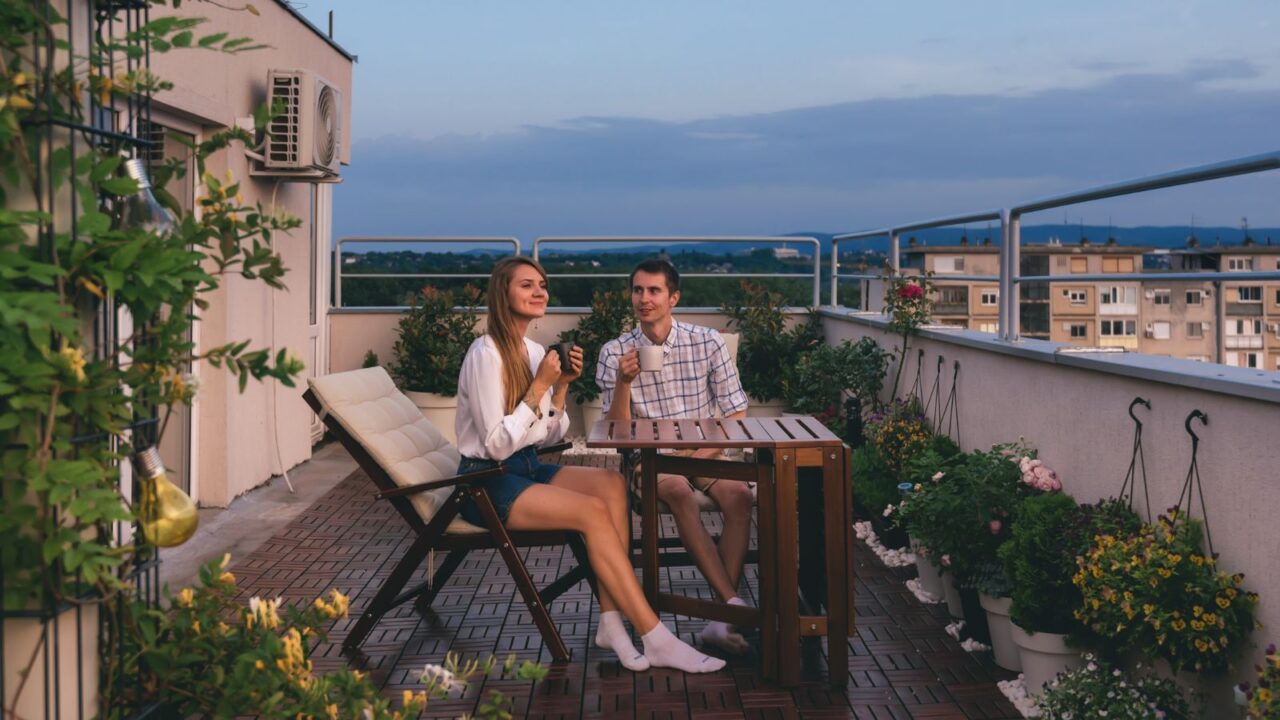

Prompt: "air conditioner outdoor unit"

[1144,290,1154,299]
[257,69,342,180]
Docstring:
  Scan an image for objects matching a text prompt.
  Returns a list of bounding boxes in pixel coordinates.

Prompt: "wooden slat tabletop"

[587,417,842,449]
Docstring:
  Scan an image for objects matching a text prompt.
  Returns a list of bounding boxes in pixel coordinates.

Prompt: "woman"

[455,256,725,674]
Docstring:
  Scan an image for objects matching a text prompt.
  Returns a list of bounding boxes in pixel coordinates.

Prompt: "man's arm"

[596,340,639,421]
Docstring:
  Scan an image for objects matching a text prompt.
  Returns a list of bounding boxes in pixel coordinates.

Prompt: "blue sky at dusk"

[297,1,1280,243]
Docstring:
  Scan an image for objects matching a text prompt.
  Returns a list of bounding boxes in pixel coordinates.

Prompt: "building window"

[1102,257,1135,273]
[1069,257,1087,274]
[1100,286,1136,305]
[1186,322,1204,339]
[1227,257,1254,271]
[1152,289,1170,305]
[935,256,965,273]
[980,289,999,306]
[1066,289,1088,304]
[1227,319,1263,336]
[1186,289,1203,305]
[1148,321,1171,340]
[1226,352,1260,368]
[1100,319,1136,336]
[939,286,968,304]
[1069,324,1087,339]
[977,322,998,334]
[1275,288,1280,305]
[1238,286,1262,302]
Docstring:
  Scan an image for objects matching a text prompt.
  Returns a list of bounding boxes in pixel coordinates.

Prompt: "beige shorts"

[636,449,729,496]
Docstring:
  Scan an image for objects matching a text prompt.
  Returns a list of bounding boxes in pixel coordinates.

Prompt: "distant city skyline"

[295,2,1280,241]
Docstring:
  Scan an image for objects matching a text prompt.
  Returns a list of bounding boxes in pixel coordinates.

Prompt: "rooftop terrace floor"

[225,451,1021,719]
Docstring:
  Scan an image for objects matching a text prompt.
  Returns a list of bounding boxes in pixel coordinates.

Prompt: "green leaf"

[100,177,139,196]
[78,211,110,235]
[198,32,228,47]
[171,30,193,47]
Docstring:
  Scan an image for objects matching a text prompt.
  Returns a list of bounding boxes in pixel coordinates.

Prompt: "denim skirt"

[457,446,562,526]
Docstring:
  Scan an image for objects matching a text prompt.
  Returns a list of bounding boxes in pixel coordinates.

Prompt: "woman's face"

[507,264,548,321]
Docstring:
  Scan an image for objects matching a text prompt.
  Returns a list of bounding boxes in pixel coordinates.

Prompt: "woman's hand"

[535,349,563,388]
[555,346,584,389]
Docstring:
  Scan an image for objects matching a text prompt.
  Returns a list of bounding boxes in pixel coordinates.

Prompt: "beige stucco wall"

[823,312,1280,706]
[150,4,353,506]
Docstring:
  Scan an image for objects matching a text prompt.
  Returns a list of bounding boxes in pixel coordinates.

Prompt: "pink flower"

[989,519,1002,535]
[941,554,951,567]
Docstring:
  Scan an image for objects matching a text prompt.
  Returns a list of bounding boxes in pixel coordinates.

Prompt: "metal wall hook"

[1184,409,1208,445]
[1127,397,1151,427]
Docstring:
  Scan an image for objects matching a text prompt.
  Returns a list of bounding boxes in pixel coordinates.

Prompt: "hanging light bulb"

[119,157,176,234]
[133,446,198,548]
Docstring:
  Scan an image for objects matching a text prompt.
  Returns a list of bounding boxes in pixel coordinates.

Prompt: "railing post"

[809,237,821,308]
[998,209,1010,339]
[889,230,900,272]
[1009,213,1022,341]
[334,238,344,309]
[829,239,839,308]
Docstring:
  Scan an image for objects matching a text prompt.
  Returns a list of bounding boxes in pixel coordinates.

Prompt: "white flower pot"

[1010,622,1081,696]
[405,390,458,445]
[579,396,605,435]
[979,594,1022,672]
[747,396,786,417]
[941,570,964,619]
[910,540,945,598]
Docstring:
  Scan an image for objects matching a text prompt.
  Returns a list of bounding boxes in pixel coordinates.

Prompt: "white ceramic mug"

[638,345,664,372]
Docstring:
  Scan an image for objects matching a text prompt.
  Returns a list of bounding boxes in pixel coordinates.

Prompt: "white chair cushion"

[309,367,486,535]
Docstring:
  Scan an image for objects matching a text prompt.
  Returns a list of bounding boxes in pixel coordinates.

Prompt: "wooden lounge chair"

[303,366,594,661]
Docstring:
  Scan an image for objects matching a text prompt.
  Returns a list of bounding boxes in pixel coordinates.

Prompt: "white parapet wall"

[822,308,1279,707]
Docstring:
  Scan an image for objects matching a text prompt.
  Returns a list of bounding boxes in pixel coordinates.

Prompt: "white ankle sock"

[594,611,649,671]
[700,596,750,654]
[641,623,727,673]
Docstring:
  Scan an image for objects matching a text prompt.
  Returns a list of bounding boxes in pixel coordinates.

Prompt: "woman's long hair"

[486,256,548,413]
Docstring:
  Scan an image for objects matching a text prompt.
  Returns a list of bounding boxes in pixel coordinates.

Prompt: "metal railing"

[333,236,520,307]
[532,236,822,307]
[831,150,1280,341]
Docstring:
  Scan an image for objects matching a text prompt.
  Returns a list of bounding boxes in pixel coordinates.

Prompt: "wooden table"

[587,416,854,687]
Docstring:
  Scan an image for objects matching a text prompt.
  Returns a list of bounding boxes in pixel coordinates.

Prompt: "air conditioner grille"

[314,83,337,168]
[268,74,301,166]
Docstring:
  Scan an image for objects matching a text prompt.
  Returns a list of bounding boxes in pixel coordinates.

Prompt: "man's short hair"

[629,259,680,293]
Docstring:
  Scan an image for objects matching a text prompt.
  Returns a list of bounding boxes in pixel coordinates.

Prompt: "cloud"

[333,61,1280,240]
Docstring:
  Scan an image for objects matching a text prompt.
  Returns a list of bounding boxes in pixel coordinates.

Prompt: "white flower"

[421,663,456,690]
[883,504,895,517]
[931,471,944,481]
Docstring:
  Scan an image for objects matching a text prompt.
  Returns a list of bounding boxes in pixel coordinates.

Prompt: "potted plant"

[390,284,482,442]
[880,269,936,401]
[557,287,635,431]
[1038,654,1189,720]
[1239,643,1279,719]
[1075,508,1259,676]
[721,281,822,415]
[783,337,887,434]
[999,492,1087,694]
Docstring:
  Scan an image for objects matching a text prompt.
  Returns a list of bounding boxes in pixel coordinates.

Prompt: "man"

[596,259,754,653]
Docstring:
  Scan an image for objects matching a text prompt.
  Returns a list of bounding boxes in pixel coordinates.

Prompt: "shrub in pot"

[391,285,481,439]
[391,285,481,396]
[864,396,933,480]
[783,337,888,433]
[721,281,822,405]
[556,288,634,424]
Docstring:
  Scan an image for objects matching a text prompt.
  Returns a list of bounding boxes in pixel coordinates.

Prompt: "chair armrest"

[376,466,504,499]
[537,441,574,456]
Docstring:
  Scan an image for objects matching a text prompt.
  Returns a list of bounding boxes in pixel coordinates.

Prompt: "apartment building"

[903,240,1280,370]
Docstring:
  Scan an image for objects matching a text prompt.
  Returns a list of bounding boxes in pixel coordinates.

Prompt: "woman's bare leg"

[548,466,632,612]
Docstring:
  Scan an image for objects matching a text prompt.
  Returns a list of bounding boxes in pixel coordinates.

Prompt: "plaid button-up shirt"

[596,321,749,419]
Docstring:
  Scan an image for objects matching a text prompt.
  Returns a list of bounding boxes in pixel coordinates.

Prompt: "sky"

[294,1,1280,244]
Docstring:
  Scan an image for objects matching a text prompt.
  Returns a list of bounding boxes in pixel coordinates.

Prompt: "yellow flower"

[1216,596,1230,609]
[1142,603,1155,616]
[58,344,87,383]
[326,704,339,720]
[255,660,265,670]
[1192,605,1203,617]
[1157,568,1171,578]
[1171,619,1186,631]
[219,571,235,585]
[191,620,200,634]
[176,587,194,607]
[1258,688,1273,703]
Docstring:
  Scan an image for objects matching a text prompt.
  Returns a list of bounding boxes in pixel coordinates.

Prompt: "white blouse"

[454,335,570,461]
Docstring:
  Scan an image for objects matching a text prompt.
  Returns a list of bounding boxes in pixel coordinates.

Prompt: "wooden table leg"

[755,449,778,682]
[641,448,660,607]
[823,446,849,687]
[775,448,800,687]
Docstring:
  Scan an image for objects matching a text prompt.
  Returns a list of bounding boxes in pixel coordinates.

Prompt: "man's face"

[631,269,679,324]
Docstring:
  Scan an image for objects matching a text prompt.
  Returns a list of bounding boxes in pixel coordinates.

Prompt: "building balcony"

[1226,302,1265,316]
